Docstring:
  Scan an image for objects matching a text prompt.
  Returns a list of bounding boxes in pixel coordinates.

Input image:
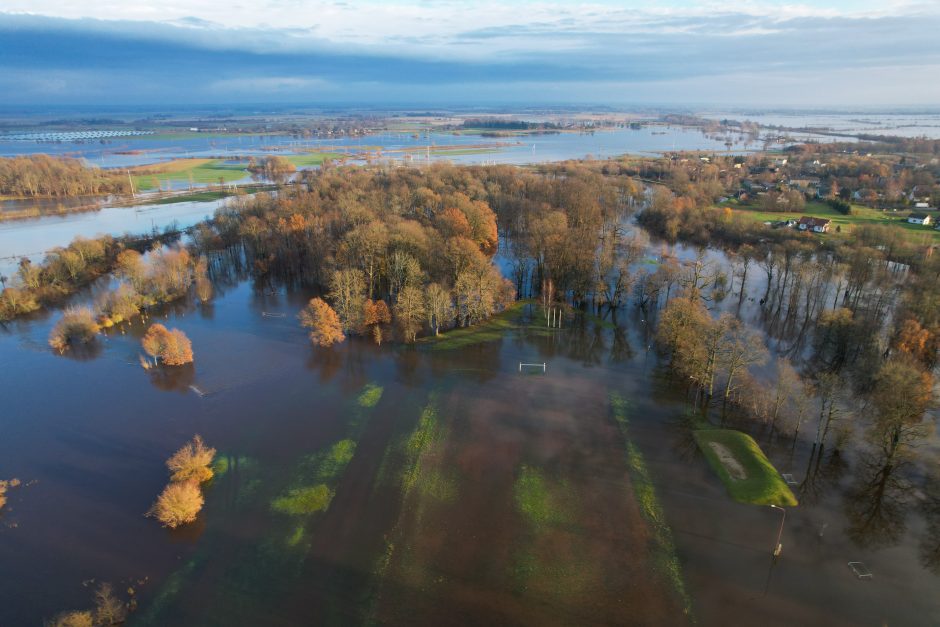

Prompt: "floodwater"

[1,236,938,626]
[0,124,776,172]
[702,111,940,139]
[0,197,228,277]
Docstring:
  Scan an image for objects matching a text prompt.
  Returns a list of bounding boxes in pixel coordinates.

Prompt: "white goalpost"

[519,362,547,373]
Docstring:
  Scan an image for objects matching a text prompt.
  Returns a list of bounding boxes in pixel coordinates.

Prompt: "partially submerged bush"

[141,323,194,366]
[149,435,215,529]
[47,611,94,627]
[149,481,204,528]
[166,435,216,484]
[47,582,128,627]
[93,582,127,626]
[48,307,100,352]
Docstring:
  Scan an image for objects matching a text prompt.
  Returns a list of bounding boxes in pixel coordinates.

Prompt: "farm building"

[797,216,832,233]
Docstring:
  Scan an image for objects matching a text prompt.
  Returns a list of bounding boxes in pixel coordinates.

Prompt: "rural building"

[908,213,932,225]
[797,216,832,233]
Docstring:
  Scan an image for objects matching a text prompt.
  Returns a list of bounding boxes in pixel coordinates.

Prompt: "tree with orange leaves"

[361,298,391,345]
[141,323,194,366]
[299,297,345,347]
[894,318,938,368]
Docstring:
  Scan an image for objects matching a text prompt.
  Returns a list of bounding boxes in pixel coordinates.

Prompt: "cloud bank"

[1,1,938,106]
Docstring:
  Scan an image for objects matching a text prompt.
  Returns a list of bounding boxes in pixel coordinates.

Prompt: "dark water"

[1,256,939,625]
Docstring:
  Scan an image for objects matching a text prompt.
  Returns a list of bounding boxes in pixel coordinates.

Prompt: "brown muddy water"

[0,274,938,625]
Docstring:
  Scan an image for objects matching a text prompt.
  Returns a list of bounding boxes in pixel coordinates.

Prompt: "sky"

[0,0,939,107]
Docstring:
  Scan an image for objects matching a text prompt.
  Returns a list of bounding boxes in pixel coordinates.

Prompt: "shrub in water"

[48,307,100,352]
[149,481,204,528]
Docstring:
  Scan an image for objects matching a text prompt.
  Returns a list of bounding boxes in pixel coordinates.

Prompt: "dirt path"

[707,442,747,481]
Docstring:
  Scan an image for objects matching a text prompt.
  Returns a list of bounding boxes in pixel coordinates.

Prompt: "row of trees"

[0,231,199,322]
[39,243,208,355]
[0,155,130,198]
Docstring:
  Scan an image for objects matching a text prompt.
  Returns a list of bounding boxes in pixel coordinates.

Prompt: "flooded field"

[0,124,773,171]
[1,240,938,625]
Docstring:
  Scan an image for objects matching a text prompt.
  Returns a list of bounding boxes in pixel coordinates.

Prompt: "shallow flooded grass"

[513,465,570,529]
[610,391,694,620]
[419,301,553,351]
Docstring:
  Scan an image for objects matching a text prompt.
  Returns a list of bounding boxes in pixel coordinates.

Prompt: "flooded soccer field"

[0,262,938,625]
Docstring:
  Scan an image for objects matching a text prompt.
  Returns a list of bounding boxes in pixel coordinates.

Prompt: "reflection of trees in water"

[147,362,195,393]
[610,326,633,363]
[426,341,502,384]
[843,452,911,549]
[920,477,940,574]
[56,340,104,361]
[305,346,343,383]
[797,447,847,506]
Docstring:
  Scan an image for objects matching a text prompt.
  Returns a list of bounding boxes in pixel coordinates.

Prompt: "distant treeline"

[0,155,131,197]
[789,137,940,156]
[461,119,561,131]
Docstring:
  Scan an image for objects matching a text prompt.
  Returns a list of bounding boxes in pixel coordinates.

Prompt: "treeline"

[0,155,130,197]
[461,119,561,131]
[0,230,208,324]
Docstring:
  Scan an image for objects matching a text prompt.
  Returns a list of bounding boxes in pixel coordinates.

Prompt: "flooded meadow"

[1,232,939,625]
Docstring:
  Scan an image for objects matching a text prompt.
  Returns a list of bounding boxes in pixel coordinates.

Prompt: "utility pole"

[769,505,786,558]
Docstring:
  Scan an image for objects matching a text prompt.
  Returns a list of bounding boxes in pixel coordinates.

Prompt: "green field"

[694,429,798,507]
[132,158,249,191]
[725,199,940,241]
[284,152,344,168]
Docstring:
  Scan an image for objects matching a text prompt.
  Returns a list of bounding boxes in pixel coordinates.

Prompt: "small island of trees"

[148,435,215,528]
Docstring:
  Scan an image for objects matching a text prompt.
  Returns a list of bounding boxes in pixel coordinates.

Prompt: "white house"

[797,216,832,233]
[908,213,932,226]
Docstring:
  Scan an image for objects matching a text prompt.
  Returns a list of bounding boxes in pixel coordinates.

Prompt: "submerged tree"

[868,356,933,467]
[149,481,204,529]
[299,297,345,347]
[48,307,100,353]
[47,611,94,627]
[141,323,194,366]
[361,299,391,345]
[166,435,216,484]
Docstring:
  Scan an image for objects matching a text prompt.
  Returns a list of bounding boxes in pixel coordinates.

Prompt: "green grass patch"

[419,300,551,351]
[401,395,444,495]
[271,484,334,515]
[726,198,940,241]
[284,152,344,168]
[358,383,384,408]
[693,429,797,507]
[610,392,693,619]
[514,465,570,528]
[132,158,249,191]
